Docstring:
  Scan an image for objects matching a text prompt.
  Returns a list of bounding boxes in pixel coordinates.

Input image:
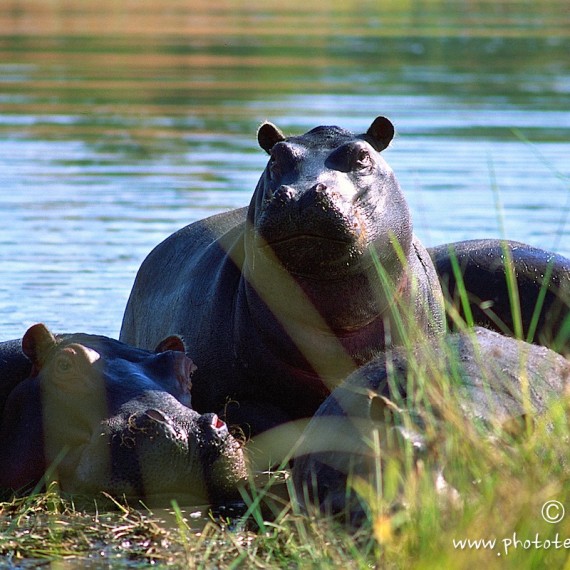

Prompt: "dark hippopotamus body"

[120,117,445,434]
[0,324,247,504]
[292,327,570,521]
[429,239,570,355]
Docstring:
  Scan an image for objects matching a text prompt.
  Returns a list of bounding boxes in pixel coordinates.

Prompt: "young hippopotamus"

[120,117,446,435]
[292,327,570,522]
[0,324,247,505]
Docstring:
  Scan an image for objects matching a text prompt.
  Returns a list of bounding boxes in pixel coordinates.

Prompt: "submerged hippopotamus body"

[292,327,570,521]
[121,117,446,434]
[0,324,247,504]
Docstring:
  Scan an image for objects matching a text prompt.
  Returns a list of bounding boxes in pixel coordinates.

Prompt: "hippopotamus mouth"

[263,231,354,248]
[258,231,365,279]
[261,225,358,256]
[253,192,372,279]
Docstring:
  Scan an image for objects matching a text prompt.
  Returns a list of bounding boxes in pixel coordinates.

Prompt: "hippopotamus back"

[121,117,446,435]
[292,327,570,520]
[429,239,570,356]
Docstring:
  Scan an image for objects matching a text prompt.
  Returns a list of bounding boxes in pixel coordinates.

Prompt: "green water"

[0,0,568,339]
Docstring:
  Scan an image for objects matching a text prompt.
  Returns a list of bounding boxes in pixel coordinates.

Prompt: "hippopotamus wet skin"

[292,327,570,520]
[0,324,247,504]
[429,239,570,355]
[120,117,446,434]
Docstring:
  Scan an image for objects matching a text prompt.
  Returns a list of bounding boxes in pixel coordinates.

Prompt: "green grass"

[2,395,570,569]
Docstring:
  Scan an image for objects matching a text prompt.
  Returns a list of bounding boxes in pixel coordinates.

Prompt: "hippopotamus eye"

[326,143,374,173]
[55,354,73,373]
[268,143,300,183]
[268,155,281,181]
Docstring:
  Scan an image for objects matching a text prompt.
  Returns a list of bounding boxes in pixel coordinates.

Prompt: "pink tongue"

[212,415,225,429]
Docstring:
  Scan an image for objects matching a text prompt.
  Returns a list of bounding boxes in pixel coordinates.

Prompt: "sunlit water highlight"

[0,1,568,340]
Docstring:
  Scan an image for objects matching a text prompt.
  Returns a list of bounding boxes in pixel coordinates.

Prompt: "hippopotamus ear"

[155,335,186,353]
[364,116,395,152]
[22,323,57,375]
[257,122,286,154]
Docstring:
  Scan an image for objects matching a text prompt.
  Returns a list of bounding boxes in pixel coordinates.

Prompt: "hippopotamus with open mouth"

[120,117,446,435]
[0,324,247,504]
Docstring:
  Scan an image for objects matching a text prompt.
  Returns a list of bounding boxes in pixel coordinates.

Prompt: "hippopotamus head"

[247,116,411,280]
[0,324,247,504]
[292,328,570,523]
[291,386,431,524]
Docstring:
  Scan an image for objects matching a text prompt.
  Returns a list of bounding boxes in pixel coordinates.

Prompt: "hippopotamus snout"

[254,172,374,280]
[263,180,360,241]
[94,401,247,504]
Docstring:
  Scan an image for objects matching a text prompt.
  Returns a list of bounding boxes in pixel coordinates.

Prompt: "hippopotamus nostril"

[144,409,167,424]
[211,414,225,430]
[273,185,295,201]
[199,412,229,437]
[295,182,333,211]
[129,409,186,443]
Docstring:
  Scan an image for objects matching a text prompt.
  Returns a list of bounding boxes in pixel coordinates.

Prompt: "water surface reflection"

[0,1,568,339]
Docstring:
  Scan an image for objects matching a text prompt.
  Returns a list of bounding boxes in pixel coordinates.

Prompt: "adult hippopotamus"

[292,327,570,521]
[0,324,247,505]
[120,117,446,435]
[429,240,570,355]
